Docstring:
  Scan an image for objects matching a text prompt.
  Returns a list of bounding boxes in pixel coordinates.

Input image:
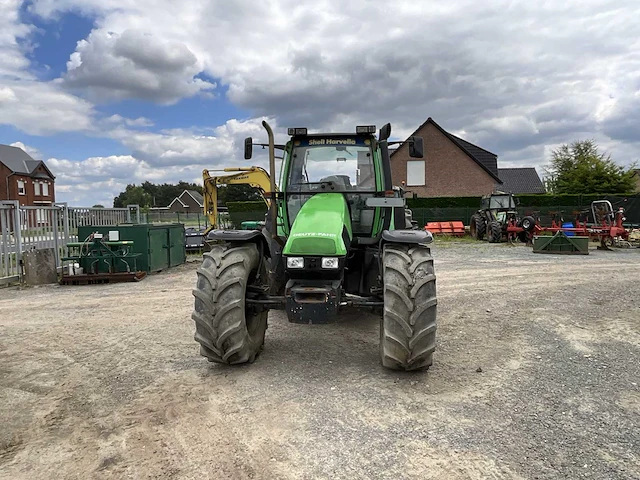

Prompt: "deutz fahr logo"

[291,232,337,238]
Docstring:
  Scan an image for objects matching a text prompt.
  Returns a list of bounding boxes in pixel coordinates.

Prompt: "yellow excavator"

[202,166,273,234]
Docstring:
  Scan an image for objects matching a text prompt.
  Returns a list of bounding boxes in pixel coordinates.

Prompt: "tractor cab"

[281,130,388,243]
[481,192,518,223]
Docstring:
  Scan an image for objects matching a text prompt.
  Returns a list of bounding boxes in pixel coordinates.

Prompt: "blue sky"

[1,0,638,206]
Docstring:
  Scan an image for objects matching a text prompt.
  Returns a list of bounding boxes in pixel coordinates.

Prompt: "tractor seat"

[319,175,352,189]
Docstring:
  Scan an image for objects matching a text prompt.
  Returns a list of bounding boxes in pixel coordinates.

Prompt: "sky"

[1,0,639,207]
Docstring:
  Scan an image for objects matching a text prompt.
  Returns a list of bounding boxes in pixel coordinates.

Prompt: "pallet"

[59,271,147,285]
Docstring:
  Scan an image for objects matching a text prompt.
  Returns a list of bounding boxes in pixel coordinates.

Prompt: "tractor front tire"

[470,214,486,240]
[488,221,502,243]
[191,242,268,365]
[380,244,437,371]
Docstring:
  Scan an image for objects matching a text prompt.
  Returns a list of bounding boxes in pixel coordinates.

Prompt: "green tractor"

[469,191,535,243]
[191,122,437,371]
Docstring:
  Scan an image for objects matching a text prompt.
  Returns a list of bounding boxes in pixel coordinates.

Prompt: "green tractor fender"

[205,228,272,258]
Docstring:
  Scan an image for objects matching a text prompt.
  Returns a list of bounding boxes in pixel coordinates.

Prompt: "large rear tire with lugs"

[488,220,502,243]
[470,214,486,240]
[191,242,268,365]
[380,244,437,371]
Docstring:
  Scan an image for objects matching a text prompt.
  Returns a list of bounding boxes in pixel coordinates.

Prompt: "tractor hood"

[283,193,352,256]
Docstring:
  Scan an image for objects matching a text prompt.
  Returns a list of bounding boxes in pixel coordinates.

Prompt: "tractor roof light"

[356,125,376,134]
[288,127,307,135]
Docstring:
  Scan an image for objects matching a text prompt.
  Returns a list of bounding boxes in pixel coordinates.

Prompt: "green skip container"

[532,231,590,255]
[77,224,186,273]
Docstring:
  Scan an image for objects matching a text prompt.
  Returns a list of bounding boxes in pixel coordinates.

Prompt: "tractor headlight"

[321,257,339,269]
[286,257,304,269]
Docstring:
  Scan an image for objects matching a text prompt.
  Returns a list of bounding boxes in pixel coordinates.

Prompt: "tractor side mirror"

[379,123,391,142]
[244,137,253,159]
[408,136,424,158]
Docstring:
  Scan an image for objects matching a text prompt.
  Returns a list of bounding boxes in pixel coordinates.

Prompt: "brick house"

[391,117,503,197]
[0,144,55,206]
[166,190,204,213]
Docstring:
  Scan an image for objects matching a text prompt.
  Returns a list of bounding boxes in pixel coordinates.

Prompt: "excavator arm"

[202,166,273,232]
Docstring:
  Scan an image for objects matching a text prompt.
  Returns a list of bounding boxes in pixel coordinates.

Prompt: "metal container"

[77,223,186,272]
[532,232,590,255]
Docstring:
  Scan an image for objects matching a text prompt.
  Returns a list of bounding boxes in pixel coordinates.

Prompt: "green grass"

[432,234,478,243]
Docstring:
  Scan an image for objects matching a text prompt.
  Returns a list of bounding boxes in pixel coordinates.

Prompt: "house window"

[406,161,426,186]
[34,182,41,195]
[17,180,25,195]
[42,182,49,196]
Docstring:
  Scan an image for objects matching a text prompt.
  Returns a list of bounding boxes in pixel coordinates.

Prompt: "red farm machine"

[470,193,632,249]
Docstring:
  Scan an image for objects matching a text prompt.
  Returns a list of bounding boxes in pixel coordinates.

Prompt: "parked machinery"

[60,232,146,285]
[469,192,536,243]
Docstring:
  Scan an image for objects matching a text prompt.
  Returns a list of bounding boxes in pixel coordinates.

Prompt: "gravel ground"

[0,241,639,480]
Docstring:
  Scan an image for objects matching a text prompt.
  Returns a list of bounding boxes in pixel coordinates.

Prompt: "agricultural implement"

[192,122,438,371]
[528,200,631,250]
[60,232,146,285]
[470,194,632,249]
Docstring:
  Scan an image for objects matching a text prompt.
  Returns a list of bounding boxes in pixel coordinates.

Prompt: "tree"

[217,184,263,203]
[543,140,637,194]
[92,204,105,208]
[113,185,153,208]
[113,181,203,208]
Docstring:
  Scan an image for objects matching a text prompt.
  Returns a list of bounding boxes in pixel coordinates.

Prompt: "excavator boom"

[202,166,273,232]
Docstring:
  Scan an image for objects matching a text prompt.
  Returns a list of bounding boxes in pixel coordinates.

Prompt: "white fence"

[0,202,141,285]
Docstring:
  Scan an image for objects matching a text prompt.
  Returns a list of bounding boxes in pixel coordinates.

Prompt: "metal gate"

[0,202,141,285]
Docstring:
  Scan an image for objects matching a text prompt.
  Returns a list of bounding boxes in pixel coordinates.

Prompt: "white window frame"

[406,160,426,186]
[17,180,26,195]
[42,182,49,196]
[34,182,41,196]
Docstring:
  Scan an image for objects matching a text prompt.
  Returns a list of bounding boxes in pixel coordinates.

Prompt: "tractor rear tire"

[191,242,268,365]
[380,244,437,371]
[470,214,486,240]
[488,221,502,243]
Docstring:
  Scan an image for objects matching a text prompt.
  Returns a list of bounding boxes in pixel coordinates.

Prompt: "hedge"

[406,193,640,209]
[226,201,268,228]
[225,193,640,227]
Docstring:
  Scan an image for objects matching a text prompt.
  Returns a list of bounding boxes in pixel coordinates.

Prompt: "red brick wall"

[391,122,498,197]
[0,168,55,206]
[0,163,9,200]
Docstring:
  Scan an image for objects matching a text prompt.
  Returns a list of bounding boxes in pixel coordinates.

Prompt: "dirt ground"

[0,241,639,480]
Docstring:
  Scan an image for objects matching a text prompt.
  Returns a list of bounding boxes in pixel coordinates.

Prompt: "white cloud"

[0,1,96,135]
[60,29,216,104]
[103,114,155,128]
[107,116,280,167]
[23,0,638,168]
[0,0,35,79]
[0,79,95,135]
[48,116,284,206]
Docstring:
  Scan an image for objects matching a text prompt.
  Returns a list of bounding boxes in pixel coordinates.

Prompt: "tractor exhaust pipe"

[262,121,284,246]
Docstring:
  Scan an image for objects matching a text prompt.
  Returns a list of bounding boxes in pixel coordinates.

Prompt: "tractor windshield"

[286,137,375,192]
[284,136,378,235]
